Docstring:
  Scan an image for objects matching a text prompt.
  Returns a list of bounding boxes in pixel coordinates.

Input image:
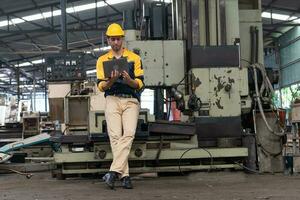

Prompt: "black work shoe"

[102,171,117,189]
[121,176,133,189]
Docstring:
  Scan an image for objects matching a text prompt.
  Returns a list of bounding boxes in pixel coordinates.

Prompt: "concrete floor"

[1,171,300,200]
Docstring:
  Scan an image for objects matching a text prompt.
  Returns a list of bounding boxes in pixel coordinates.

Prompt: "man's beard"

[112,44,122,52]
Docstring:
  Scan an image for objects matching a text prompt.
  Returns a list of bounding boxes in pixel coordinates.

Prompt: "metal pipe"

[250,26,256,64]
[51,6,54,28]
[60,0,68,52]
[137,0,142,30]
[30,90,33,111]
[95,0,98,28]
[33,71,36,111]
[219,0,226,45]
[191,0,199,46]
[171,0,176,39]
[277,46,283,108]
[45,85,47,112]
[215,0,219,46]
[16,67,20,103]
[171,0,182,40]
[204,0,210,45]
[181,0,186,41]
[123,10,136,30]
[154,89,165,120]
[186,0,192,49]
[255,27,259,63]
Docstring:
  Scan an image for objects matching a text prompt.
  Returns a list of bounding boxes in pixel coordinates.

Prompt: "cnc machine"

[49,0,284,179]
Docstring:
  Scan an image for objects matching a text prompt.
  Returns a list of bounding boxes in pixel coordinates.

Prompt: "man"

[96,23,144,189]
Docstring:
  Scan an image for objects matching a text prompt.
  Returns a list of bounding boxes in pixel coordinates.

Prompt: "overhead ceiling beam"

[31,0,63,44]
[0,59,34,82]
[262,0,281,12]
[0,27,107,34]
[263,28,283,34]
[54,5,95,29]
[262,7,300,42]
[0,14,122,62]
[103,0,123,15]
[0,13,120,40]
[0,8,52,31]
[0,86,17,95]
[6,39,105,67]
[262,5,300,15]
[264,23,300,27]
[0,39,37,67]
[0,0,82,18]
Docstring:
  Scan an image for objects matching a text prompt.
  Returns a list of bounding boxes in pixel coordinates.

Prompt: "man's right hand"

[101,70,120,91]
[109,70,120,83]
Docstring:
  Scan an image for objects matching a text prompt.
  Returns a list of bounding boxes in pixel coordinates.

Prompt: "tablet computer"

[103,58,129,78]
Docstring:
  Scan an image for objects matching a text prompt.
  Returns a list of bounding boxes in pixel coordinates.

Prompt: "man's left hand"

[122,71,139,89]
[122,71,132,84]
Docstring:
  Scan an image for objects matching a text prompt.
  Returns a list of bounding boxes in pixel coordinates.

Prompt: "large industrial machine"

[47,0,284,179]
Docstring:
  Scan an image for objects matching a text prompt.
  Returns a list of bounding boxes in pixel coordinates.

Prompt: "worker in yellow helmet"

[96,23,144,189]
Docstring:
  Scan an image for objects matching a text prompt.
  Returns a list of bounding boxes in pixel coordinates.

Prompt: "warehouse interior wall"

[265,27,300,109]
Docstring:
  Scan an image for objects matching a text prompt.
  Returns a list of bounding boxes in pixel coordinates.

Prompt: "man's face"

[108,36,123,52]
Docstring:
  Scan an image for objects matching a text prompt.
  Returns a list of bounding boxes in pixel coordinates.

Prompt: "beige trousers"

[105,95,140,178]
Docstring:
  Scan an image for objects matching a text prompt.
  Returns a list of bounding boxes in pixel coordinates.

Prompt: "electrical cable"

[159,89,174,103]
[241,59,252,65]
[157,89,174,120]
[166,96,172,120]
[178,147,213,175]
[255,63,284,130]
[0,167,33,179]
[247,63,285,156]
[252,99,283,156]
[155,135,163,166]
[252,63,285,137]
[177,147,262,175]
[174,73,189,88]
[232,161,261,174]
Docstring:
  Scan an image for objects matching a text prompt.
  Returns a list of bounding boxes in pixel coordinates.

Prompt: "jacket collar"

[107,48,129,59]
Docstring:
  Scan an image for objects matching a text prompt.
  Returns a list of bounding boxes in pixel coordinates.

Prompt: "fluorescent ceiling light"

[20,78,27,81]
[32,59,45,64]
[0,0,132,28]
[0,74,8,78]
[15,59,44,67]
[0,21,8,27]
[100,46,111,51]
[86,69,96,74]
[0,78,9,82]
[154,0,172,3]
[20,85,35,88]
[17,62,32,67]
[262,12,297,21]
[94,46,111,51]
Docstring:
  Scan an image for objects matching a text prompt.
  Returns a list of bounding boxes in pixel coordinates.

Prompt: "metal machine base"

[52,145,247,179]
[51,122,248,179]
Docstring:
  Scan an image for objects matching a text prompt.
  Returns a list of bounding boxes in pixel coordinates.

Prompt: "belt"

[112,94,134,98]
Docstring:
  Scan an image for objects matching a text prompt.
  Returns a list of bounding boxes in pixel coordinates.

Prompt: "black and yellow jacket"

[96,48,144,100]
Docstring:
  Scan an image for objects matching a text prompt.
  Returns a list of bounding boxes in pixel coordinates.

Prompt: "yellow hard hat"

[106,23,125,37]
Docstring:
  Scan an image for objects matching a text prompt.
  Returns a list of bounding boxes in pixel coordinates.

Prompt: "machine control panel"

[46,53,86,82]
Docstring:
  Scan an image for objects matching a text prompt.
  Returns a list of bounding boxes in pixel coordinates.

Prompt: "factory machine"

[49,0,284,179]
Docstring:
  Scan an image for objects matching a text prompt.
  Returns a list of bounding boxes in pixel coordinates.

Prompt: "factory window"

[21,92,49,113]
[276,83,300,109]
[141,89,154,114]
[0,93,7,125]
[273,90,281,109]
